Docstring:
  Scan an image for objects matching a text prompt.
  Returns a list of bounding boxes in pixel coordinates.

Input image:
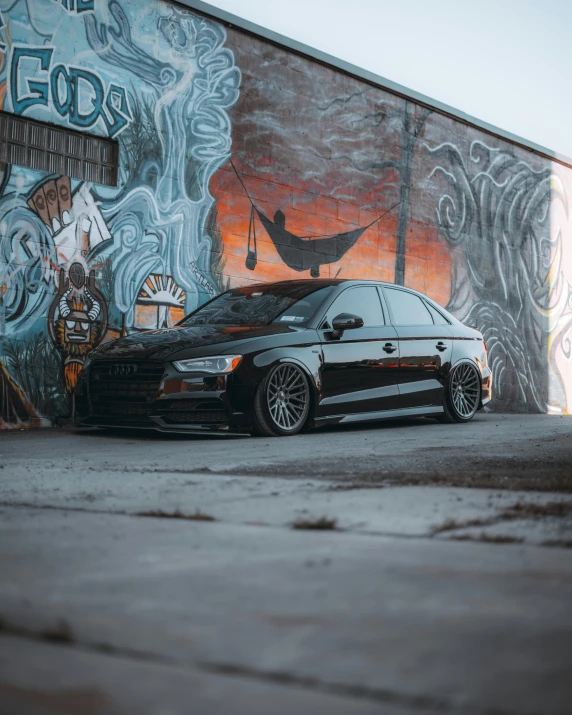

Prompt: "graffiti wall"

[0,0,240,426]
[0,0,571,427]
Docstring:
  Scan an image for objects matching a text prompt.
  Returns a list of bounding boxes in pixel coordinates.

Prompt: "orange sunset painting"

[209,30,452,309]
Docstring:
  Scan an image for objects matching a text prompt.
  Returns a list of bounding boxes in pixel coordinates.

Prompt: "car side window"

[383,288,433,326]
[323,286,385,328]
[424,301,450,325]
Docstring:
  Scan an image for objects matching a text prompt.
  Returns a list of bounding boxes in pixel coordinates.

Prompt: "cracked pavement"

[1,413,572,714]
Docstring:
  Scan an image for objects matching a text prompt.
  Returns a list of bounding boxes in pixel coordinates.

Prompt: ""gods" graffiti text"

[9,46,131,138]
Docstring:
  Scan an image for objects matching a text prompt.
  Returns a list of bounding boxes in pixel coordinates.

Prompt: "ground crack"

[0,625,533,715]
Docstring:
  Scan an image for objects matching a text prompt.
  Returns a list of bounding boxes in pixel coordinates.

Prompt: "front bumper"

[77,415,246,435]
[75,360,253,434]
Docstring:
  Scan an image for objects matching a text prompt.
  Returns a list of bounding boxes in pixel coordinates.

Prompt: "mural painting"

[0,0,571,428]
[0,0,240,426]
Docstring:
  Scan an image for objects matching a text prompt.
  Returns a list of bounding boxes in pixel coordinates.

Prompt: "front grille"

[167,410,227,423]
[89,361,164,418]
[158,399,227,425]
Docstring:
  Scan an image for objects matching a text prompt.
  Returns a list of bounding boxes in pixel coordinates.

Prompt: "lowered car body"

[75,279,492,436]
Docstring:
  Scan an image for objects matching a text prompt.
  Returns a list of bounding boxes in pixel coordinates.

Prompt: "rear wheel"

[438,361,481,423]
[252,363,311,437]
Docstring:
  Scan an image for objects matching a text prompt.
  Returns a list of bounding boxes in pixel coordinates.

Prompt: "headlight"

[172,355,242,373]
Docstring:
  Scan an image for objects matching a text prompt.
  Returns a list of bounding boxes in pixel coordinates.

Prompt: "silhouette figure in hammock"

[233,161,398,278]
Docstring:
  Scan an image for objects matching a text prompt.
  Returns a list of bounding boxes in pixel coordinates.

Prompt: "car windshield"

[179,285,334,328]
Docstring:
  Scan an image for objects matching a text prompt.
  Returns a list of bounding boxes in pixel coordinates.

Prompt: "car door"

[382,287,452,409]
[316,285,399,417]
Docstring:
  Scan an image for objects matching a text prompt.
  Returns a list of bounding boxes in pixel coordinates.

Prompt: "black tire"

[251,363,311,437]
[438,361,481,424]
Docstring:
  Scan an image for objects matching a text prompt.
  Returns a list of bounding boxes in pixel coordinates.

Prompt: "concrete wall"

[1,0,571,427]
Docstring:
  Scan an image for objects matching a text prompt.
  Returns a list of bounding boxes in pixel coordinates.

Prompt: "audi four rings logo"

[111,364,138,377]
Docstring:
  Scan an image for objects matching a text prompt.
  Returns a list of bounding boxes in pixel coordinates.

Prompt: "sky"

[203,0,572,161]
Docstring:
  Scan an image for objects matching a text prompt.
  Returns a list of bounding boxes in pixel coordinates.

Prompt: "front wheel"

[252,363,311,437]
[438,361,481,423]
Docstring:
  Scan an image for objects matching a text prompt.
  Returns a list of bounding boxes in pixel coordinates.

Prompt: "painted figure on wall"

[48,262,107,393]
[230,160,392,279]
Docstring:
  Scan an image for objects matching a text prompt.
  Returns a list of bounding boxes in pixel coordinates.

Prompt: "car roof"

[242,278,458,322]
[246,278,407,290]
[246,278,346,289]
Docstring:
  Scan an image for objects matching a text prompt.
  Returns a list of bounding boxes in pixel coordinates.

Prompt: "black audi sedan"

[75,279,492,436]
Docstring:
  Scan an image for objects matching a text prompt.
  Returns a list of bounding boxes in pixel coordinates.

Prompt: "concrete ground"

[1,413,571,714]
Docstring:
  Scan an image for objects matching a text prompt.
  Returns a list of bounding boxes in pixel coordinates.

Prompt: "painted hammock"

[231,161,396,278]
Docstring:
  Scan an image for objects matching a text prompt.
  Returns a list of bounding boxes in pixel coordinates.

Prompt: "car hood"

[90,323,301,361]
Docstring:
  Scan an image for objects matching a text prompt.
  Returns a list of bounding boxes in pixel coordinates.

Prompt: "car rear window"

[383,288,434,325]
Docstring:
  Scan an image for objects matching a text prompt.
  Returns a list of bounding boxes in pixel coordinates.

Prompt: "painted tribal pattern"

[426,140,572,412]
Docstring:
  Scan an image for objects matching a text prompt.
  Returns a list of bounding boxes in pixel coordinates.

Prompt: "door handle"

[436,342,448,352]
[383,343,397,354]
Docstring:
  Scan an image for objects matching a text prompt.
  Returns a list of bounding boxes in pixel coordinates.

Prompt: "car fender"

[252,348,322,395]
[450,339,486,375]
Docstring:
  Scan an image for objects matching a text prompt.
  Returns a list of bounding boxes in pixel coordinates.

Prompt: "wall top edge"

[178,0,572,171]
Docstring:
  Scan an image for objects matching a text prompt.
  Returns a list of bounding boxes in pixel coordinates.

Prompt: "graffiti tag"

[189,261,216,297]
[54,0,95,13]
[9,46,132,138]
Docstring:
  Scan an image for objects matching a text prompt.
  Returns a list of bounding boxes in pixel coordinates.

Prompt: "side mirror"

[331,312,364,339]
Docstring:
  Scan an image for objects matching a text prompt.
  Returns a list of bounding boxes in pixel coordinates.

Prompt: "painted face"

[64,310,91,343]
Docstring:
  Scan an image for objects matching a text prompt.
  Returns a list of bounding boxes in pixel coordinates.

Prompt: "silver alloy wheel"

[450,363,480,418]
[267,364,309,432]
